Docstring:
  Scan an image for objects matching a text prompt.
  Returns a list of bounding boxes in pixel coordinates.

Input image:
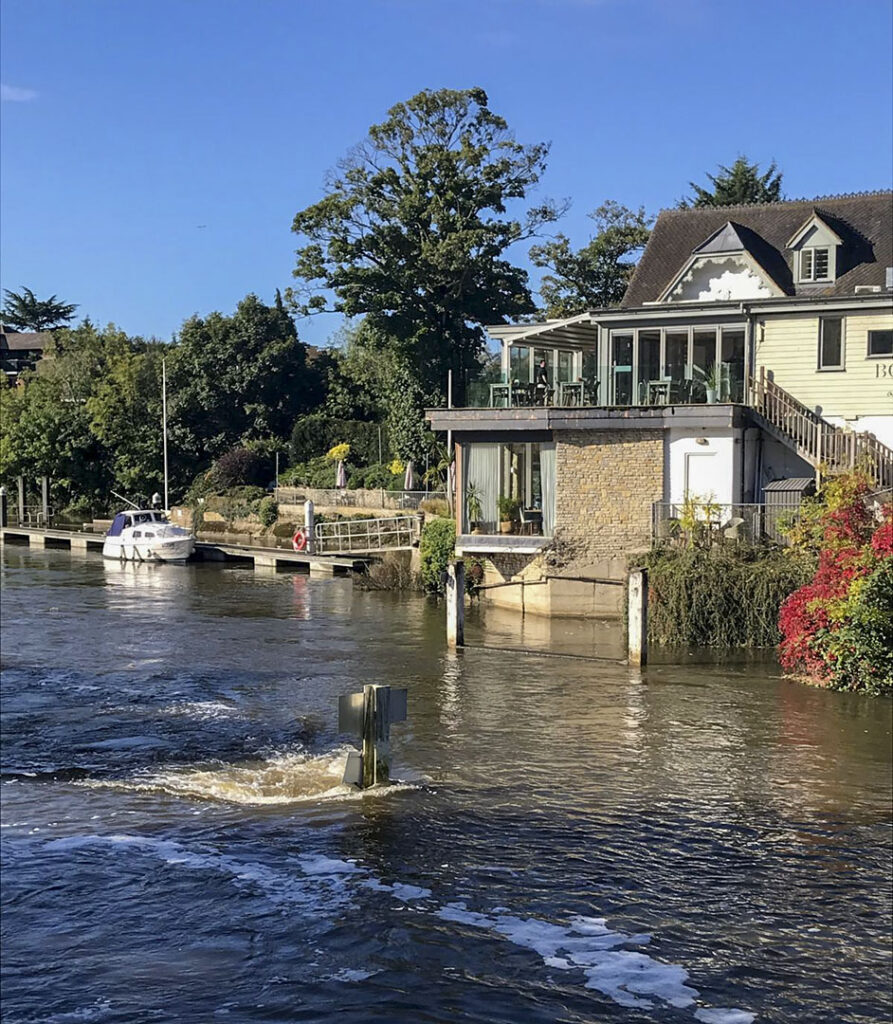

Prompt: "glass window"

[557,350,573,383]
[800,247,831,282]
[819,318,844,369]
[692,329,718,400]
[637,331,661,403]
[800,249,814,280]
[813,249,830,280]
[510,345,530,384]
[720,329,746,402]
[664,331,688,387]
[462,442,555,536]
[867,330,893,357]
[611,334,633,404]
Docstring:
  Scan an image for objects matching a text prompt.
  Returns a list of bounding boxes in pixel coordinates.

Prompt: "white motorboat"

[102,509,196,562]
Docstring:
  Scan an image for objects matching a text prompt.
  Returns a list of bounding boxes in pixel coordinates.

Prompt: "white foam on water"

[78,747,422,806]
[694,1011,756,1024]
[42,834,360,916]
[157,701,240,720]
[40,833,756,1020]
[435,901,753,1020]
[43,999,113,1022]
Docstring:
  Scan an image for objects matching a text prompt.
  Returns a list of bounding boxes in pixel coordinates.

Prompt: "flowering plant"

[325,443,350,462]
[388,459,404,476]
[778,473,891,695]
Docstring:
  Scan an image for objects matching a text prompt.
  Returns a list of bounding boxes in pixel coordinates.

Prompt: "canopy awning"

[486,313,598,350]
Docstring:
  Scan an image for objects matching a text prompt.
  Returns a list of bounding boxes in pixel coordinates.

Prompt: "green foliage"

[681,156,783,208]
[419,517,457,593]
[290,412,385,466]
[783,469,874,553]
[498,495,521,520]
[212,447,268,489]
[529,201,652,317]
[823,559,893,696]
[2,287,78,331]
[465,484,483,524]
[169,293,313,472]
[288,86,564,399]
[257,495,279,528]
[641,547,815,647]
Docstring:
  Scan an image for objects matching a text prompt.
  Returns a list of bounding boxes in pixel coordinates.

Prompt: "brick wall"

[555,430,664,564]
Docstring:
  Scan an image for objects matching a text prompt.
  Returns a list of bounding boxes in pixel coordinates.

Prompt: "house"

[1,327,51,381]
[426,191,893,617]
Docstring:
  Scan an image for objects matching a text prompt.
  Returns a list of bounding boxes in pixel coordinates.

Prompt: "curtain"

[540,444,556,537]
[464,444,500,531]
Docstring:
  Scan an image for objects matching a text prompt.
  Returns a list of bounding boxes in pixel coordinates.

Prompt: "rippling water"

[1,547,891,1023]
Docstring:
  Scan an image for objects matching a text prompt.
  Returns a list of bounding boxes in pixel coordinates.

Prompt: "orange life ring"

[292,528,308,552]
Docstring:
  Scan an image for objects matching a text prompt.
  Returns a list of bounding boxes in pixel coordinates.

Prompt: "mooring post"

[17,476,25,525]
[0,486,7,529]
[446,559,465,648]
[628,567,648,668]
[41,477,49,525]
[304,499,315,554]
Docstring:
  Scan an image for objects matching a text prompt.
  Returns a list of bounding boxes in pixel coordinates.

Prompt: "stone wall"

[554,430,664,565]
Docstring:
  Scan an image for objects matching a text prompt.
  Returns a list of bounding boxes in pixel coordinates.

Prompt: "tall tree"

[681,156,783,208]
[529,201,652,318]
[169,294,313,472]
[288,87,564,399]
[2,287,78,331]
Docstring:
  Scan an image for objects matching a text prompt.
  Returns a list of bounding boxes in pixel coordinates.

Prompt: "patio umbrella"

[335,460,347,489]
[403,460,415,491]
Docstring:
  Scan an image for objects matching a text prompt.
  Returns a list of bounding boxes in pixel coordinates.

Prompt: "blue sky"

[2,0,891,347]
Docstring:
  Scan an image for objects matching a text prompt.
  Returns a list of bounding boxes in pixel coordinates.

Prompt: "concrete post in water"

[446,559,465,648]
[0,486,7,528]
[41,477,49,525]
[304,499,315,554]
[17,476,25,525]
[628,568,648,668]
[339,684,408,789]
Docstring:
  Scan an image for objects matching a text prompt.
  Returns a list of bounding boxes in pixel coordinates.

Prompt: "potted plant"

[693,364,724,404]
[497,496,521,534]
[465,484,484,534]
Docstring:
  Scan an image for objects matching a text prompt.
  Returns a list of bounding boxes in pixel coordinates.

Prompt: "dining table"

[647,379,672,405]
[558,381,585,406]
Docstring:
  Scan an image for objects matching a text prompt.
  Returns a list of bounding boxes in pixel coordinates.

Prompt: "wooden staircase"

[747,367,893,489]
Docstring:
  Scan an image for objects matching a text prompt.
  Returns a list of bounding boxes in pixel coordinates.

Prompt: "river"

[1,547,891,1024]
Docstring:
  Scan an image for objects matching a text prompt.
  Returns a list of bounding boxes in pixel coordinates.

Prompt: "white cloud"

[1,83,38,102]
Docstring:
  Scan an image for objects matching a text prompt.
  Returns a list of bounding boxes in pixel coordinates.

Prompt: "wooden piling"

[446,560,465,648]
[628,568,648,668]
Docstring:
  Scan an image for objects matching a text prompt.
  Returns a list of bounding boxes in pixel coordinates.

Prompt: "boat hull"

[102,537,196,562]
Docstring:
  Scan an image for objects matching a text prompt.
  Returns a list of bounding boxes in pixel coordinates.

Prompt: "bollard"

[628,568,648,668]
[446,559,465,648]
[0,486,6,528]
[304,499,315,554]
[339,684,407,789]
[41,476,49,525]
[17,476,25,525]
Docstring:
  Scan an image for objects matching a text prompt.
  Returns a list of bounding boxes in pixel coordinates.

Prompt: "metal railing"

[314,515,421,554]
[748,368,893,488]
[652,502,799,546]
[11,505,55,527]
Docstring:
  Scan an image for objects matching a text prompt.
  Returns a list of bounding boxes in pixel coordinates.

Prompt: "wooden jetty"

[0,525,365,576]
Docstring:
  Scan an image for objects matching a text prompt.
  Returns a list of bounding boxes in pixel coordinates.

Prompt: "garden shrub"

[420,498,450,517]
[419,517,457,593]
[779,474,892,695]
[212,447,268,489]
[641,546,815,647]
[257,496,279,529]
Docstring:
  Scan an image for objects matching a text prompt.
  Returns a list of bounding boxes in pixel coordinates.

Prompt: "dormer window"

[800,247,830,282]
[787,212,842,286]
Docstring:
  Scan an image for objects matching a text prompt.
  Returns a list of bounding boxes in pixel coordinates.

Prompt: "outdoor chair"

[520,508,543,535]
[721,516,745,542]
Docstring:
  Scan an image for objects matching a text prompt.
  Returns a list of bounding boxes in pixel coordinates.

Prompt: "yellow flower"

[326,443,350,462]
[388,459,404,475]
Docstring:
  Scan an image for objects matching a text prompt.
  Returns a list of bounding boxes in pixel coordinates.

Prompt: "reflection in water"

[1,547,891,1024]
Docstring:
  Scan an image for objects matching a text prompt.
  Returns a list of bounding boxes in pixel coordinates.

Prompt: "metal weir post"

[627,568,648,668]
[338,684,408,789]
[445,560,465,648]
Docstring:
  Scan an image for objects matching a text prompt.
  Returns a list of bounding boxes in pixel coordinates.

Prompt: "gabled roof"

[623,191,893,306]
[0,329,52,352]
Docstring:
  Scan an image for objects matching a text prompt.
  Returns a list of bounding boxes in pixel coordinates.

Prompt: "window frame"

[799,246,831,283]
[866,329,893,359]
[817,317,846,372]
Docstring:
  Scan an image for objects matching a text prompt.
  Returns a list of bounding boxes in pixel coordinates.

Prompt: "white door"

[684,452,717,501]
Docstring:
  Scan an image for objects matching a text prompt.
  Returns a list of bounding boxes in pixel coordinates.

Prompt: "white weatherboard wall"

[667,428,741,505]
